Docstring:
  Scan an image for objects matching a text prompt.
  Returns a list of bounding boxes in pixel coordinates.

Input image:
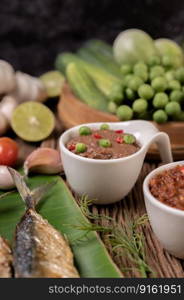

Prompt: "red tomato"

[0,137,18,166]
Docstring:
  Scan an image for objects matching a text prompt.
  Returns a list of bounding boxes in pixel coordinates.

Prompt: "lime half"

[11,102,55,142]
[40,70,65,97]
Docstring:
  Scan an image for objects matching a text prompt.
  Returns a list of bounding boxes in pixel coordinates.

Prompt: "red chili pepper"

[115,130,124,134]
[68,144,75,151]
[180,166,184,174]
[116,137,123,144]
[93,133,102,139]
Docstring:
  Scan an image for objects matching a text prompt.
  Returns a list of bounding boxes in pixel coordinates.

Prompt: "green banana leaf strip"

[0,175,122,278]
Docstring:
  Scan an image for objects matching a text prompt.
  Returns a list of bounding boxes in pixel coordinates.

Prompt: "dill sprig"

[76,195,155,278]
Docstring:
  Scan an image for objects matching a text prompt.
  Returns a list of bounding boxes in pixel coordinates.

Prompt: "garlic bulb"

[0,166,15,190]
[0,60,16,94]
[11,71,47,103]
[0,95,17,121]
[0,112,9,136]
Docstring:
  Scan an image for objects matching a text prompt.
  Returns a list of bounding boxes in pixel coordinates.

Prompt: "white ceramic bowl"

[60,120,172,204]
[143,161,184,259]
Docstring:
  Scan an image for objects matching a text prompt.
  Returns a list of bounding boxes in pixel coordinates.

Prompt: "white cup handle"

[146,132,173,163]
[122,121,173,164]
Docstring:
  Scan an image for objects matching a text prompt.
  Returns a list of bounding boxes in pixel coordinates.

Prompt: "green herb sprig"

[75,195,155,278]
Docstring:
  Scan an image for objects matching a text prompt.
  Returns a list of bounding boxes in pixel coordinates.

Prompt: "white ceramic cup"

[60,120,173,204]
[143,161,184,259]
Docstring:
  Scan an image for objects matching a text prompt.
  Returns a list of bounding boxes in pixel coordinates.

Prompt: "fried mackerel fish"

[8,168,79,278]
[0,236,12,278]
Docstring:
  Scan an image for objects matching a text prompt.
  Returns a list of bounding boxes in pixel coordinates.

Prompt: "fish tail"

[8,167,56,209]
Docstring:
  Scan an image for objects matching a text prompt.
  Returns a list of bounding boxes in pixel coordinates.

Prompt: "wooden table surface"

[15,118,184,278]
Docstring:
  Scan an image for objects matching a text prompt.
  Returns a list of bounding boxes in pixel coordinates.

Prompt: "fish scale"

[14,211,35,278]
[0,236,12,278]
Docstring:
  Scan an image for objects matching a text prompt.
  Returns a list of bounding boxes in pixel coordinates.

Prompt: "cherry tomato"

[0,137,18,166]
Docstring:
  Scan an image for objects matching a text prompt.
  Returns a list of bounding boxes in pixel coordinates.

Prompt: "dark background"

[0,0,184,75]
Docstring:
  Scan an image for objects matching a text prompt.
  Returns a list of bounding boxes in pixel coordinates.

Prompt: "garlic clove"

[0,95,17,121]
[0,60,16,94]
[11,71,47,103]
[24,147,63,176]
[0,166,15,190]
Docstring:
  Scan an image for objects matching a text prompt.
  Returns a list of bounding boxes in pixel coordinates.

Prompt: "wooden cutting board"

[58,83,184,160]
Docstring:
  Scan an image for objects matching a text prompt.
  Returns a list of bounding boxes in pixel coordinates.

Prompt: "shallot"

[0,166,15,190]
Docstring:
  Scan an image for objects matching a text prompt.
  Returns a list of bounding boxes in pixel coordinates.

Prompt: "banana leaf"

[0,175,122,278]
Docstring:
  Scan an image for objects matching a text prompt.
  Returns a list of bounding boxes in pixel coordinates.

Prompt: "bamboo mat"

[15,121,184,278]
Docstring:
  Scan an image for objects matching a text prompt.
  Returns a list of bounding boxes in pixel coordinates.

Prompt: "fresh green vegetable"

[116,105,133,120]
[80,63,123,102]
[148,55,161,66]
[174,111,184,121]
[55,35,184,124]
[113,94,124,105]
[125,88,136,100]
[138,111,152,120]
[79,126,92,136]
[151,76,167,92]
[124,134,136,144]
[165,70,175,81]
[76,143,87,153]
[132,99,148,113]
[66,63,108,112]
[99,139,111,148]
[138,84,154,100]
[78,46,122,79]
[175,67,184,82]
[153,92,169,108]
[120,64,132,75]
[149,66,165,80]
[0,175,122,278]
[55,52,79,73]
[108,101,118,113]
[168,80,181,90]
[161,55,173,68]
[153,110,168,123]
[124,74,133,85]
[56,52,124,102]
[134,70,148,82]
[84,39,113,59]
[133,62,148,73]
[154,38,184,68]
[170,90,183,102]
[165,102,181,116]
[128,75,143,91]
[133,63,148,81]
[100,123,110,130]
[113,29,158,65]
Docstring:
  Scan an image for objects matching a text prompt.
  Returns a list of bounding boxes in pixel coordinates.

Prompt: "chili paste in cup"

[149,165,184,210]
[66,124,140,159]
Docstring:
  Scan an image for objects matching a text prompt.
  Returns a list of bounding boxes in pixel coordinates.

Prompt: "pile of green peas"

[108,55,184,123]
